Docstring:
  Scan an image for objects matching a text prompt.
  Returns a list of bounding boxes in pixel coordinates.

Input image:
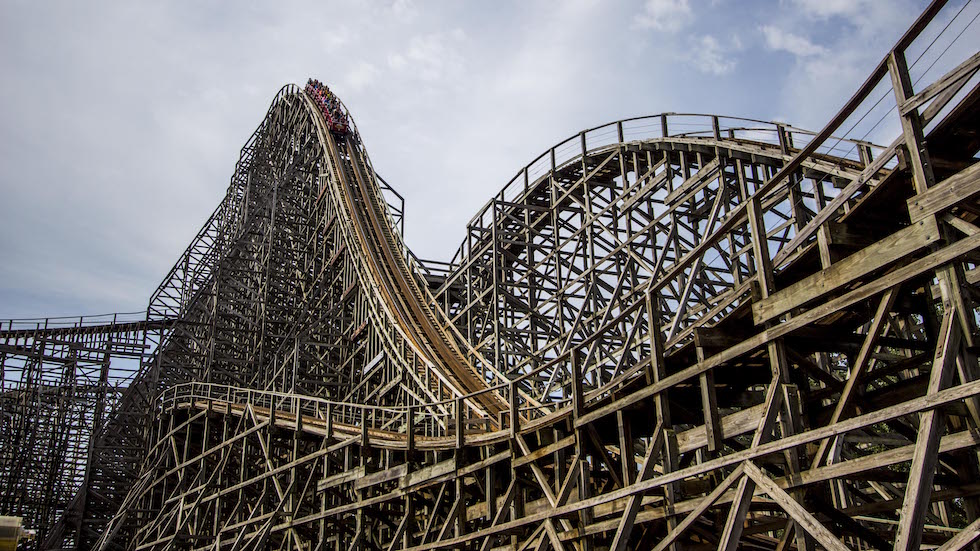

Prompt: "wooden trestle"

[2,1,980,549]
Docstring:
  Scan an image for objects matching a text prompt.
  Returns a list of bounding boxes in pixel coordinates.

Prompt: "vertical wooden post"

[570,351,583,422]
[406,406,415,453]
[617,410,635,486]
[455,397,465,448]
[509,381,519,438]
[360,408,368,448]
[894,307,961,550]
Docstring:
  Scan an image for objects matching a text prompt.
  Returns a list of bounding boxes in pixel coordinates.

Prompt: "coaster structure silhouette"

[3,2,980,549]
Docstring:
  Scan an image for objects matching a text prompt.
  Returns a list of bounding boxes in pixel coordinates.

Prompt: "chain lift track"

[3,1,980,549]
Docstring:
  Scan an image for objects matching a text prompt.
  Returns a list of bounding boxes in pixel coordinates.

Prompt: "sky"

[1,0,978,318]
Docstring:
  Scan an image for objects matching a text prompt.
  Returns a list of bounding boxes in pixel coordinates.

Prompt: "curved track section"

[436,119,883,398]
[311,98,508,418]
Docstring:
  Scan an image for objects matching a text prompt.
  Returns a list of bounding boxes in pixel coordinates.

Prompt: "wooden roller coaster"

[2,1,980,549]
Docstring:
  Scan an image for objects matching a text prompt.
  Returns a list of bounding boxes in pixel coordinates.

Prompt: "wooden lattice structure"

[2,1,980,549]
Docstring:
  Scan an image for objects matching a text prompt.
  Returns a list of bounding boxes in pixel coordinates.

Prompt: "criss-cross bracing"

[2,1,980,549]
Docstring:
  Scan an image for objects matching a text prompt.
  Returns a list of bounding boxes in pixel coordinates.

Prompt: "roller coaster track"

[2,1,980,548]
[315,108,508,418]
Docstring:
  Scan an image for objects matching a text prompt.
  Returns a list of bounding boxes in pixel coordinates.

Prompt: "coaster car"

[305,79,350,136]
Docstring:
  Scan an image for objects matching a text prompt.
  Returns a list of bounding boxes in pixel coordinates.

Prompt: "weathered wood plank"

[753,216,939,324]
[400,458,457,491]
[907,160,980,223]
[318,465,365,493]
[354,464,409,491]
[894,307,960,551]
[743,462,849,551]
[512,435,576,468]
[934,515,980,551]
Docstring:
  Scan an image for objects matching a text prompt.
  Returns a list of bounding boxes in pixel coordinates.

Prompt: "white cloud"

[387,29,466,83]
[386,0,418,20]
[321,26,353,50]
[760,25,829,57]
[343,61,380,92]
[634,0,693,32]
[790,0,920,41]
[691,35,736,75]
[730,33,744,51]
[792,0,864,20]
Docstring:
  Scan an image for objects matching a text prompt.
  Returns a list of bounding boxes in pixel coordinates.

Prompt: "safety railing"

[0,311,148,333]
[448,112,887,267]
[161,282,658,444]
[162,381,459,443]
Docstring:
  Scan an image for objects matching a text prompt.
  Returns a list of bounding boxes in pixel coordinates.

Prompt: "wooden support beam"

[718,472,756,551]
[585,426,624,490]
[811,287,898,468]
[385,497,413,551]
[401,458,457,492]
[512,436,576,469]
[514,436,559,508]
[575,230,980,430]
[510,381,520,438]
[609,421,664,551]
[753,216,939,325]
[894,307,961,551]
[698,368,722,453]
[907,161,980,223]
[455,398,465,448]
[651,465,745,551]
[477,480,517,551]
[435,494,462,542]
[934,515,980,551]
[543,519,564,551]
[899,51,980,116]
[743,462,849,551]
[616,410,636,486]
